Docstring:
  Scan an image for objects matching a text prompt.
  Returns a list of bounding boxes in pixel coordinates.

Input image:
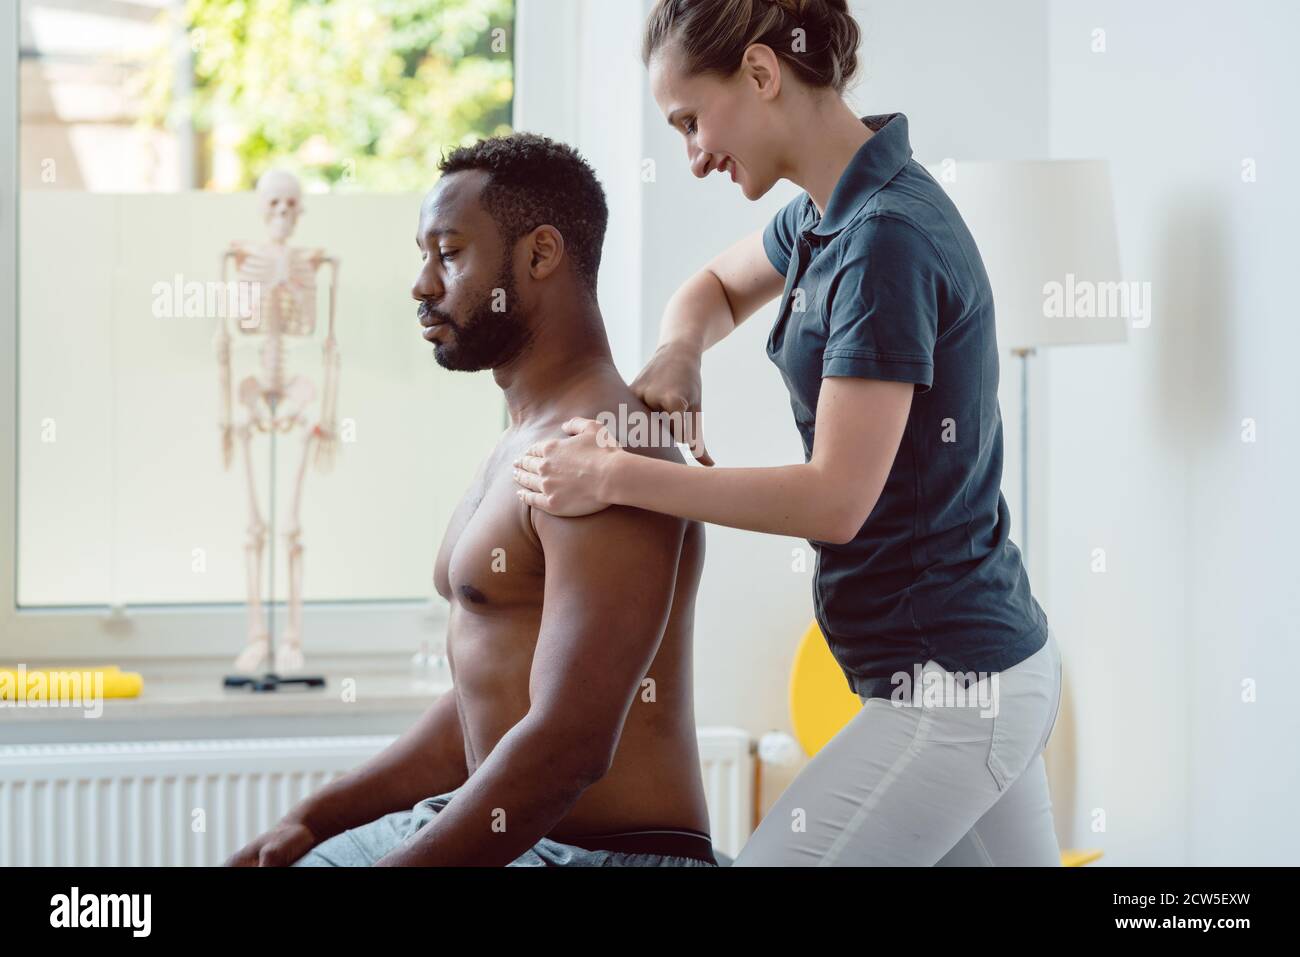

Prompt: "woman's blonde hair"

[643,0,861,94]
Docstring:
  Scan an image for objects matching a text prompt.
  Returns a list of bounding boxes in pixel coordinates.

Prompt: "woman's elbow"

[821,499,876,545]
[819,515,860,546]
[803,464,880,544]
[820,523,859,546]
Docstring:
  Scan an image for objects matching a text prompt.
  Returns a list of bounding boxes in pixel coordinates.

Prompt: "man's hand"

[224,692,468,866]
[225,819,318,867]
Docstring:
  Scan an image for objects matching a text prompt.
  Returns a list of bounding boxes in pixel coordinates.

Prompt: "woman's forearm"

[659,268,737,353]
[604,451,861,544]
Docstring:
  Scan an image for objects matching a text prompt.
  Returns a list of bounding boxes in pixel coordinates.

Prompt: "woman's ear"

[526,225,566,280]
[742,43,782,100]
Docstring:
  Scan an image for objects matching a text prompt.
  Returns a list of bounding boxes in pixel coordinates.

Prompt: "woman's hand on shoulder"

[513,418,624,517]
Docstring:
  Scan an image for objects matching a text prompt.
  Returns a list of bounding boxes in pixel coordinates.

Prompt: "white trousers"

[735,627,1063,866]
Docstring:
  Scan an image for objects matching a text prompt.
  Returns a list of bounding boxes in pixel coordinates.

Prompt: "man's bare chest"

[434,437,545,613]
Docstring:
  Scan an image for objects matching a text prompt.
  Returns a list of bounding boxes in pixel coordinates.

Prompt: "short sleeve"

[822,215,941,394]
[762,193,806,276]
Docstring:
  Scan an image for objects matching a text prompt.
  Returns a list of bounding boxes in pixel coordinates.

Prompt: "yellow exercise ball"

[788,621,863,756]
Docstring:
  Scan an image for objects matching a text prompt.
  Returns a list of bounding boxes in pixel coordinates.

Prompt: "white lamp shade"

[923,160,1129,351]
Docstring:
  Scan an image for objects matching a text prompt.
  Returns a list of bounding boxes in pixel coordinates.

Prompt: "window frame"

[0,2,548,663]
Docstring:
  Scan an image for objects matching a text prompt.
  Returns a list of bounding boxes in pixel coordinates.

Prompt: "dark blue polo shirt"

[762,112,1049,700]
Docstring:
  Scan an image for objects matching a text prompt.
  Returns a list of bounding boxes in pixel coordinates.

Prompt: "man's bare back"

[433,375,709,840]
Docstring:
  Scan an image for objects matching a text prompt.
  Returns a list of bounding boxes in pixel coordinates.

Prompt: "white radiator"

[695,726,753,859]
[0,728,753,866]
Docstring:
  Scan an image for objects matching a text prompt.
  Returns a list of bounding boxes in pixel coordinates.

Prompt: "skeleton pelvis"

[239,374,318,431]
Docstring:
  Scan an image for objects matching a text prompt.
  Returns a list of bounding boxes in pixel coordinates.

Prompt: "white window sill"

[1,658,449,745]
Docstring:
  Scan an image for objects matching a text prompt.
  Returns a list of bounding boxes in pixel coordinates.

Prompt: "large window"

[11,0,512,620]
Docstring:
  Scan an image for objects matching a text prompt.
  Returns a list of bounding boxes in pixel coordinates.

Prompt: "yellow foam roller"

[1061,849,1104,867]
[788,621,862,757]
[0,665,142,701]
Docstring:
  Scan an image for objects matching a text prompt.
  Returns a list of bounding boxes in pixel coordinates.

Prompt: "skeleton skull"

[257,169,303,243]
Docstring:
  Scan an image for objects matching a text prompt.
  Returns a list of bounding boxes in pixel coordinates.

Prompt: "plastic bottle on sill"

[426,639,451,693]
[411,640,432,690]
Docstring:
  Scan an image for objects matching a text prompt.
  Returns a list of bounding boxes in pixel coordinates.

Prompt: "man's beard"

[427,265,534,372]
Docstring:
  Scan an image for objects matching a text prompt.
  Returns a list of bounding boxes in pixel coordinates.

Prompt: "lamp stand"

[1011,346,1037,568]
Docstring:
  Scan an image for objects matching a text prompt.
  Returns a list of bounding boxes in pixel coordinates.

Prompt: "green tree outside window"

[139,0,514,191]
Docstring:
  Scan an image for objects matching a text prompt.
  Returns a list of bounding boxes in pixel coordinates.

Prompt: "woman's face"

[649,43,785,201]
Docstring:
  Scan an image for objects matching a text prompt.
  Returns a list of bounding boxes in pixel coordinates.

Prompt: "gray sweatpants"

[291,791,718,867]
[734,626,1065,866]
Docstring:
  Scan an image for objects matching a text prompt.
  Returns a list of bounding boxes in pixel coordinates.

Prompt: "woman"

[512,0,1063,866]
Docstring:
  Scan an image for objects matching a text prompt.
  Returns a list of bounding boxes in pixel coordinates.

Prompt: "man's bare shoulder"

[567,380,690,467]
[524,380,693,542]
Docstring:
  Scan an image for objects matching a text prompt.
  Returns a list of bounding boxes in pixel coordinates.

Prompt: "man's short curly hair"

[438,132,608,295]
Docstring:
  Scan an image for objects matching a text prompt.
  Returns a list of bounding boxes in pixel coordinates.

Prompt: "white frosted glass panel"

[18,191,504,606]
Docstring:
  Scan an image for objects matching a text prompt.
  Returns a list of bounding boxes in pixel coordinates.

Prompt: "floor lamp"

[925,160,1129,571]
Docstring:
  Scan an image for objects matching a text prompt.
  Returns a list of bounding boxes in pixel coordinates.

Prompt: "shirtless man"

[226,132,714,867]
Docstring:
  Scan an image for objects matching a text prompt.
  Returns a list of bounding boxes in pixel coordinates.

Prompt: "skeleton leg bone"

[233,421,271,673]
[276,425,318,674]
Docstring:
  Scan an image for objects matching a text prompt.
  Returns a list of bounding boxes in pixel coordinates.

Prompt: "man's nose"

[411,267,442,304]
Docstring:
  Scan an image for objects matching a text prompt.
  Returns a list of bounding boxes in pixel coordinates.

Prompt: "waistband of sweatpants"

[561,826,717,864]
[424,793,717,864]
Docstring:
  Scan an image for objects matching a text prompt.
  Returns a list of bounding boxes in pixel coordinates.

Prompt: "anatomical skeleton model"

[216,169,340,674]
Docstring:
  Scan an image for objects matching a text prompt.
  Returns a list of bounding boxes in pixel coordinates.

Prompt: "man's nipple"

[458,584,487,605]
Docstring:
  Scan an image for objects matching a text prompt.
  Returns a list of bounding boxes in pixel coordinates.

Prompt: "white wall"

[1046,0,1300,865]
[514,0,648,378]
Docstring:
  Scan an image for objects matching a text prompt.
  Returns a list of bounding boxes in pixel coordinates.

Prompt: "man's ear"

[524,225,566,280]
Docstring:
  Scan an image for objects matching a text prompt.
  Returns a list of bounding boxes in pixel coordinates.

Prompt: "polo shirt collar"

[805,112,912,239]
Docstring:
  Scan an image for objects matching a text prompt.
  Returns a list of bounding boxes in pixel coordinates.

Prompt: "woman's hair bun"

[644,0,862,95]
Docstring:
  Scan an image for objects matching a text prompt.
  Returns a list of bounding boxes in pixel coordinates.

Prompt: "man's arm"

[375,495,686,866]
[286,690,470,843]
